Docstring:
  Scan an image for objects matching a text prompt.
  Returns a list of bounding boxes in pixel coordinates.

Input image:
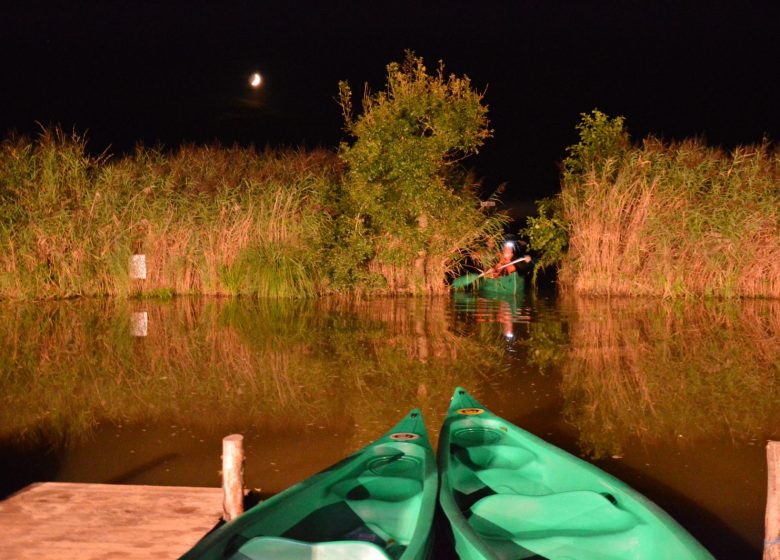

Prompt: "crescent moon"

[250,73,262,88]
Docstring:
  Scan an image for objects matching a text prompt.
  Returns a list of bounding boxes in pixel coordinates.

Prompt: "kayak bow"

[438,387,714,560]
[184,409,437,560]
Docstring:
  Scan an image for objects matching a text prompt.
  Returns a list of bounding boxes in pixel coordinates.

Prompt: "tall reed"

[0,129,339,299]
[531,112,780,297]
[0,127,502,299]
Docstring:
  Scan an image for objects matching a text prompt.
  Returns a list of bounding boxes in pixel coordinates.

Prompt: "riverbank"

[527,111,780,298]
[0,128,501,300]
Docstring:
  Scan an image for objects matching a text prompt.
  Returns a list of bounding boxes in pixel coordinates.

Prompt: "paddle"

[451,257,528,290]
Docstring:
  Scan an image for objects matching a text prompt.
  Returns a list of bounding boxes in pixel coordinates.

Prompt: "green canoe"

[183,409,437,560]
[438,388,715,560]
[452,272,524,296]
[476,273,523,296]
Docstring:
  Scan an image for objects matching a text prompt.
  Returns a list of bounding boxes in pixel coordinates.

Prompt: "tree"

[333,51,502,292]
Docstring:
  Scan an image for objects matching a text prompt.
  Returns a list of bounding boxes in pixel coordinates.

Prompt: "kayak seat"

[232,536,393,560]
[451,444,550,497]
[469,491,640,540]
[476,466,551,496]
[325,475,423,545]
[462,444,538,471]
[347,493,422,545]
[330,475,423,502]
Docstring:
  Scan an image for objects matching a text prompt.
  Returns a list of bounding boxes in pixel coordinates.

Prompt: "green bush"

[335,51,506,293]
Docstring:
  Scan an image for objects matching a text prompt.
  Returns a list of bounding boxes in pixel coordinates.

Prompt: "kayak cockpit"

[230,536,397,560]
[183,409,435,560]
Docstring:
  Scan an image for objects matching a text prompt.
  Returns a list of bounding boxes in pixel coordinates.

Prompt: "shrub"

[335,51,506,293]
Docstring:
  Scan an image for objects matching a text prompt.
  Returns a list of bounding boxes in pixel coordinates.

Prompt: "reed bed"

[0,127,501,299]
[0,129,339,299]
[557,296,780,458]
[543,112,780,297]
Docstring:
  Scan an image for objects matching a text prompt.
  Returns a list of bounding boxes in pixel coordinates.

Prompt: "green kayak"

[183,409,437,560]
[463,273,523,296]
[438,388,715,560]
[478,272,523,296]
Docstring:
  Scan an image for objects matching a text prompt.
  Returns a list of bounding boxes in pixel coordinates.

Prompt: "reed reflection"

[0,297,506,448]
[555,297,780,458]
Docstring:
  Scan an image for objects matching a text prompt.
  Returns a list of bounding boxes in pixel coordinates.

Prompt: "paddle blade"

[451,273,481,290]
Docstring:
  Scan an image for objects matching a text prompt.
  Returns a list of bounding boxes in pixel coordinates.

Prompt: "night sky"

[4,2,780,209]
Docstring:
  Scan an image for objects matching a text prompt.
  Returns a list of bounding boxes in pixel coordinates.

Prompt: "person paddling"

[485,242,531,278]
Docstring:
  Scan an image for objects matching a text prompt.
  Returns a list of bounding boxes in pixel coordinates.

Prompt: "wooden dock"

[0,482,222,559]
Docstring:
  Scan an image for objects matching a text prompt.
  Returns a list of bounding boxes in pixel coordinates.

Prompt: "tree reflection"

[0,297,505,446]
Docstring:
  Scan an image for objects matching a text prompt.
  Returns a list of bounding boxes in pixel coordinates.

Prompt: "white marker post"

[222,434,245,522]
[129,254,147,280]
[766,441,780,560]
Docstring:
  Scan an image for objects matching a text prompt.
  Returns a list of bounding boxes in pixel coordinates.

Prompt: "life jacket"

[497,253,515,275]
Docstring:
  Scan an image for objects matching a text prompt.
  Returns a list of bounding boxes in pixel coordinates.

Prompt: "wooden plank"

[0,482,222,560]
[767,441,780,560]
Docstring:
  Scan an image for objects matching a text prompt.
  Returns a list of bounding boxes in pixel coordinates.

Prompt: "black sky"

[3,2,780,207]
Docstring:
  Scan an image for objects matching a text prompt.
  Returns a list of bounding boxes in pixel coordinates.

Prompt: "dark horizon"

[4,2,780,210]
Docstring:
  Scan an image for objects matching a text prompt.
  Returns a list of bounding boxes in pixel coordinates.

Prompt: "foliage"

[336,52,506,293]
[0,130,337,299]
[522,196,568,285]
[525,110,627,286]
[529,110,780,297]
[562,109,629,186]
[0,54,508,299]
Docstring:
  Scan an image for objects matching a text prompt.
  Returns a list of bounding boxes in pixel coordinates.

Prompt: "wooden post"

[129,254,147,280]
[222,434,244,522]
[766,441,780,560]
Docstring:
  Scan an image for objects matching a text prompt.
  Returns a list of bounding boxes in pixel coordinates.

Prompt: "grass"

[530,111,780,298]
[0,128,336,299]
[0,127,503,299]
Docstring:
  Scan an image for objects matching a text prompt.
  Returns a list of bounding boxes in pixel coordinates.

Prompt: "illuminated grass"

[0,127,502,299]
[530,112,780,298]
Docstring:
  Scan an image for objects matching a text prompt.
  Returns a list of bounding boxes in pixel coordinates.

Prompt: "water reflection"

[0,298,505,450]
[451,292,532,343]
[554,297,780,458]
[6,295,775,462]
[0,293,777,557]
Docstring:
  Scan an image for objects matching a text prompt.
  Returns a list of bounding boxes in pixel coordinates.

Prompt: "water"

[1,294,778,557]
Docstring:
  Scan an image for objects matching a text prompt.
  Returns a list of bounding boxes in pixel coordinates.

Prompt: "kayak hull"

[474,272,523,296]
[438,388,715,560]
[184,410,437,560]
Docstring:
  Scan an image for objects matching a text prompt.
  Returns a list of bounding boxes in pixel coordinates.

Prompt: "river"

[1,293,777,557]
